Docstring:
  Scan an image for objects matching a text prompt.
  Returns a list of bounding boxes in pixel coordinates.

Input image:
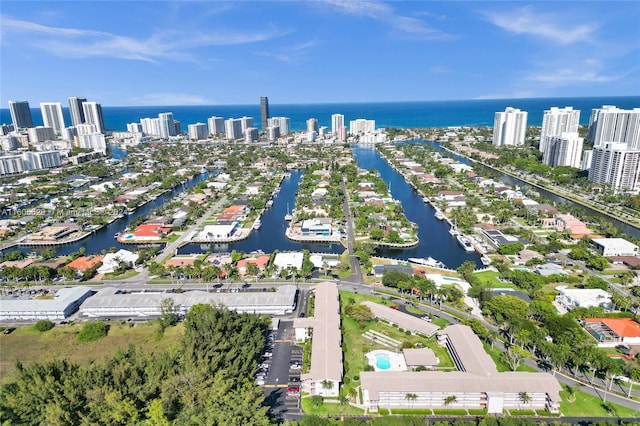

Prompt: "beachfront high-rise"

[260,97,270,131]
[331,114,344,135]
[40,102,66,135]
[207,116,224,135]
[540,107,580,154]
[492,107,528,147]
[82,102,106,134]
[268,117,291,136]
[8,100,33,129]
[307,118,318,133]
[588,105,640,149]
[68,97,87,127]
[158,112,176,138]
[225,118,243,140]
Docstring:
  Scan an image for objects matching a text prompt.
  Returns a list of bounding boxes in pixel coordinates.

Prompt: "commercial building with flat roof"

[80,285,297,318]
[1,287,93,321]
[293,282,342,396]
[592,237,639,257]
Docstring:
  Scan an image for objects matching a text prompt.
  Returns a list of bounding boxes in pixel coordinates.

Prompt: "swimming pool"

[375,353,391,370]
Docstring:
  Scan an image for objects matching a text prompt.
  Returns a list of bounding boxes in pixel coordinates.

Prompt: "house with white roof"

[273,252,304,272]
[97,249,139,274]
[554,286,612,311]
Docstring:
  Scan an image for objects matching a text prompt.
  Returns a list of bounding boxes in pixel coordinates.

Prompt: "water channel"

[6,142,636,267]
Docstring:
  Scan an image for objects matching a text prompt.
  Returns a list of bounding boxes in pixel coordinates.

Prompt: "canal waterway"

[351,145,482,268]
[413,140,640,240]
[178,170,344,255]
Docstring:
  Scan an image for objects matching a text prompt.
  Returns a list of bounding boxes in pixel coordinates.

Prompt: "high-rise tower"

[8,100,33,129]
[40,102,66,135]
[492,107,528,147]
[82,102,106,134]
[68,97,87,126]
[260,97,270,131]
[540,107,580,154]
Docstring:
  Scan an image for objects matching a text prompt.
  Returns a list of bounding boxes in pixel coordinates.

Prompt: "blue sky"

[1,1,639,106]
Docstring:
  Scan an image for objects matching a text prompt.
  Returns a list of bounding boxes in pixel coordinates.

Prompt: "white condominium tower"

[40,102,66,135]
[588,105,640,149]
[188,123,207,140]
[492,107,528,147]
[540,107,580,154]
[208,116,224,135]
[589,142,640,192]
[8,100,34,129]
[82,102,106,134]
[542,132,584,168]
[331,114,344,135]
[349,119,375,134]
[68,97,87,126]
[268,117,291,135]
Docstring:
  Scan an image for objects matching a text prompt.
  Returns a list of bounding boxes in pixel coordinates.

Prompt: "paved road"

[341,178,363,284]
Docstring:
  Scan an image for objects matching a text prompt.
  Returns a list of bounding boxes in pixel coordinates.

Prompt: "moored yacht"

[457,234,475,252]
[408,256,446,269]
[434,210,445,220]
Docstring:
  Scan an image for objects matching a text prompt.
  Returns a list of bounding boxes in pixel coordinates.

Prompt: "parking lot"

[260,320,303,420]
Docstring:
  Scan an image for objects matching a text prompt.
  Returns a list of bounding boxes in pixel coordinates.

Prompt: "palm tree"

[518,391,531,409]
[320,379,334,393]
[444,395,457,407]
[405,393,417,408]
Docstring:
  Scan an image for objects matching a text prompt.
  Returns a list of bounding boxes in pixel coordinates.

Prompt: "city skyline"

[1,1,638,107]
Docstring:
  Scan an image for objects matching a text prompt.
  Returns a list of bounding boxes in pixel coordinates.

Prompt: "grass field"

[0,321,184,382]
[473,270,514,289]
[300,397,364,416]
[559,388,638,417]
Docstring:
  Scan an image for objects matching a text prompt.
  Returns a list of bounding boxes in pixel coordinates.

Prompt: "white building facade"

[40,102,66,135]
[492,107,528,147]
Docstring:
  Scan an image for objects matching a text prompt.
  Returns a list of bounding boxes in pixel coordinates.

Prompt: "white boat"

[480,256,492,266]
[284,203,293,221]
[408,257,446,269]
[457,235,475,252]
[449,226,460,237]
[434,210,445,220]
[423,197,429,203]
[254,220,262,230]
[266,200,273,208]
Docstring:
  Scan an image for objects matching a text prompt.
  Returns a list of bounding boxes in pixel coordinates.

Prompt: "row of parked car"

[256,331,277,386]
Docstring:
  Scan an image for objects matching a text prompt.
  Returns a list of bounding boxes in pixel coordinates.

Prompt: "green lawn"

[337,291,454,408]
[0,322,184,382]
[473,270,514,289]
[300,397,364,416]
[560,388,638,417]
[483,342,537,372]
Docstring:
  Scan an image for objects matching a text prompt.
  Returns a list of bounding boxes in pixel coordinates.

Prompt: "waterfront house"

[301,218,332,237]
[436,190,464,201]
[199,223,237,240]
[133,224,171,241]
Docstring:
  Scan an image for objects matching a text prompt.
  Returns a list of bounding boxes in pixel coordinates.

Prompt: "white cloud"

[0,15,284,63]
[127,92,212,106]
[324,0,454,40]
[484,6,595,45]
[257,39,319,63]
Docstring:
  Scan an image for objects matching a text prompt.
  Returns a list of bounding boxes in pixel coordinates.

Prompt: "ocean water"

[1,96,638,132]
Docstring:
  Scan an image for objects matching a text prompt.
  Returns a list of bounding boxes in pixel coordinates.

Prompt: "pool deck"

[366,349,407,372]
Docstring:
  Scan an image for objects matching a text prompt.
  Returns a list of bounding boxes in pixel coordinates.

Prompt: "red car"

[287,386,300,395]
[389,305,399,310]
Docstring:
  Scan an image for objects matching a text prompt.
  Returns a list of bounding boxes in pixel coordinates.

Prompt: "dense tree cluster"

[0,305,271,425]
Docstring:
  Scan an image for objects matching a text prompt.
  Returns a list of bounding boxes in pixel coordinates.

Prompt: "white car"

[421,316,432,322]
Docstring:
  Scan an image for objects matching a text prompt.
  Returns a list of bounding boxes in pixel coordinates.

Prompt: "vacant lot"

[0,321,183,381]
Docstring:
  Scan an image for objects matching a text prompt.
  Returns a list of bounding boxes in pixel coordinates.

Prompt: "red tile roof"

[67,255,104,271]
[585,318,640,338]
